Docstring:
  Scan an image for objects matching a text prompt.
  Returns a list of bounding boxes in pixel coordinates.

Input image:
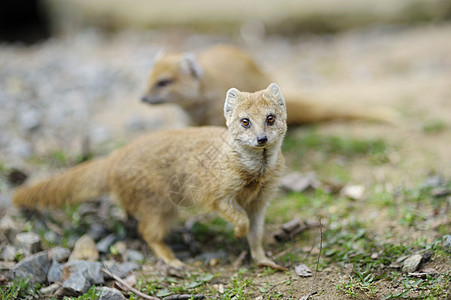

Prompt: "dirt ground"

[1,22,450,299]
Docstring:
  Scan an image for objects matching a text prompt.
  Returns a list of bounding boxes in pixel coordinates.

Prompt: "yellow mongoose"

[14,83,288,270]
[142,44,396,126]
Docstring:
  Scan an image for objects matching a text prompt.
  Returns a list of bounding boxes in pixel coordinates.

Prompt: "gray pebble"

[9,251,50,284]
[15,232,41,256]
[98,287,126,300]
[1,245,17,261]
[49,246,71,262]
[97,233,119,253]
[126,249,145,263]
[402,254,423,273]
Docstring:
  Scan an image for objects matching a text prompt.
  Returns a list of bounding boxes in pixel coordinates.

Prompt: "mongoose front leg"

[246,204,287,271]
[216,198,249,238]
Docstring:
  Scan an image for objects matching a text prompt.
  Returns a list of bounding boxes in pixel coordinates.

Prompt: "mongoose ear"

[179,53,203,79]
[264,83,285,108]
[224,88,241,120]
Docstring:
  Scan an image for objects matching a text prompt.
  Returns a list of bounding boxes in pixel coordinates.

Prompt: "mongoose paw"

[257,259,288,271]
[167,258,185,270]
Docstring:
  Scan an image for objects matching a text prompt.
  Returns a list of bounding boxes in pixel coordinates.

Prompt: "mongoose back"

[141,44,397,126]
[14,83,288,270]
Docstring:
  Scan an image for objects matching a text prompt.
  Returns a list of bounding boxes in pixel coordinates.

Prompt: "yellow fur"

[14,84,288,270]
[142,44,397,126]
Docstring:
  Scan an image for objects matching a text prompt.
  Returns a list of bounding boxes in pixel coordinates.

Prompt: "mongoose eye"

[155,78,173,88]
[267,115,276,125]
[241,118,250,128]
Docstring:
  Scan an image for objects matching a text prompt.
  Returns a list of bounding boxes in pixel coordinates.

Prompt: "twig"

[308,218,323,299]
[232,250,248,269]
[164,294,205,300]
[102,268,161,300]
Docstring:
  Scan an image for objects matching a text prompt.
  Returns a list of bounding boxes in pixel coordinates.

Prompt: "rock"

[15,232,42,256]
[62,260,104,285]
[443,235,451,252]
[0,261,15,270]
[49,246,71,262]
[295,264,313,277]
[48,260,64,283]
[62,271,88,296]
[6,138,33,158]
[103,261,140,279]
[341,185,365,200]
[112,241,128,261]
[279,172,319,193]
[126,249,145,263]
[98,287,126,300]
[402,254,423,273]
[87,223,107,241]
[89,126,111,145]
[40,283,60,296]
[9,251,50,284]
[44,231,59,245]
[19,109,42,132]
[7,168,28,185]
[97,233,119,253]
[0,215,21,238]
[69,234,99,261]
[195,250,227,265]
[1,245,17,261]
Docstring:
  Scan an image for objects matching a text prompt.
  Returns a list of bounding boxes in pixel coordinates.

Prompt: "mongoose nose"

[257,136,268,145]
[141,96,148,103]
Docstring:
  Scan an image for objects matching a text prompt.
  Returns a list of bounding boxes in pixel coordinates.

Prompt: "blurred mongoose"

[141,44,396,126]
[14,83,288,270]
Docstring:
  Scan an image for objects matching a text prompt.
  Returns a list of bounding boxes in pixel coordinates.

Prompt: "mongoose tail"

[13,158,109,210]
[285,93,399,125]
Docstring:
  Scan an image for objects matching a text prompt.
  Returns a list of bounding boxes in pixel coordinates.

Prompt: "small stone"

[97,233,119,253]
[341,185,365,200]
[402,254,423,273]
[15,232,41,256]
[19,109,42,132]
[62,260,104,285]
[295,264,312,277]
[6,138,33,158]
[7,168,28,185]
[103,261,140,279]
[195,250,227,265]
[98,287,126,300]
[44,231,59,244]
[69,234,99,261]
[0,215,17,234]
[49,246,71,262]
[87,223,107,241]
[1,245,17,261]
[279,172,319,192]
[62,271,88,295]
[40,283,60,295]
[9,251,50,284]
[112,241,128,260]
[126,249,145,263]
[48,260,63,283]
[442,235,451,252]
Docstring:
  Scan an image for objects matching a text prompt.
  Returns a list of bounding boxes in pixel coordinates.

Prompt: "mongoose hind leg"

[148,241,184,269]
[136,211,183,269]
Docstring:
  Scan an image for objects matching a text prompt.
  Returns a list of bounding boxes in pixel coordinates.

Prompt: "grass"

[3,128,450,299]
[0,278,41,300]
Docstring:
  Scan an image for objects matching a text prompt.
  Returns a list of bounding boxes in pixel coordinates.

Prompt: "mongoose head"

[224,83,287,149]
[141,51,203,108]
